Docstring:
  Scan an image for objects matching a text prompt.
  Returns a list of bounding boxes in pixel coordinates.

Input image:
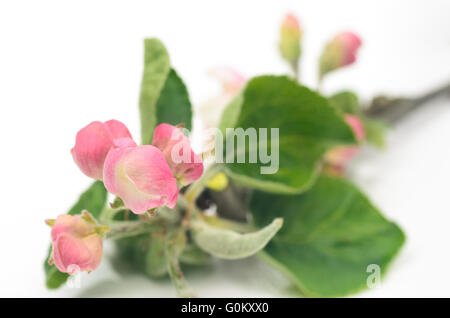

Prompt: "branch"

[364,82,450,124]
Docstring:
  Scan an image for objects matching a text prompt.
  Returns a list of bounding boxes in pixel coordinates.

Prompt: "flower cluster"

[47,121,203,274]
[72,121,203,213]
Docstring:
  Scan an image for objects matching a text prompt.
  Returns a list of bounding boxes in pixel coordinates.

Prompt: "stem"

[165,229,197,298]
[105,221,161,240]
[317,76,323,92]
[291,60,300,82]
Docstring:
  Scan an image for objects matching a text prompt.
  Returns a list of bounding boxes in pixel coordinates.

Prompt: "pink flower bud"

[279,13,302,67]
[103,145,178,214]
[319,31,362,78]
[71,120,136,180]
[325,115,365,173]
[345,114,365,142]
[48,211,104,274]
[152,123,204,186]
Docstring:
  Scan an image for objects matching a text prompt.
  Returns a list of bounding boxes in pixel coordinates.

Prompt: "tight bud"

[47,211,107,274]
[319,31,362,79]
[279,14,302,70]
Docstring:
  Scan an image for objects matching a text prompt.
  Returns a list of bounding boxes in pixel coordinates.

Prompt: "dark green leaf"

[44,181,108,289]
[252,175,405,297]
[138,39,192,144]
[115,233,168,278]
[155,69,192,131]
[223,76,357,194]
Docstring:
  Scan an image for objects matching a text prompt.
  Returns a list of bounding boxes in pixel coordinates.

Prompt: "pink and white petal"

[152,123,183,151]
[51,214,95,242]
[71,121,114,180]
[53,233,93,273]
[103,146,178,214]
[208,67,246,95]
[345,115,365,141]
[104,119,134,140]
[81,235,103,272]
[172,150,204,186]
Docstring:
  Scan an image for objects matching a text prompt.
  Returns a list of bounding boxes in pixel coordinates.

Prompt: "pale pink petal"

[71,121,114,180]
[104,119,134,143]
[282,13,301,31]
[71,120,136,180]
[103,145,178,214]
[80,235,103,272]
[334,32,362,67]
[152,123,204,186]
[52,233,94,273]
[51,214,95,242]
[345,115,365,141]
[208,67,246,95]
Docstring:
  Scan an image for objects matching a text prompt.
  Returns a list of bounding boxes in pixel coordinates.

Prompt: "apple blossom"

[198,67,246,128]
[103,145,178,214]
[152,123,204,186]
[71,120,136,180]
[46,211,106,274]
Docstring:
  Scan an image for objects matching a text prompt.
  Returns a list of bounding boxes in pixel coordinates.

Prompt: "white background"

[1,0,450,297]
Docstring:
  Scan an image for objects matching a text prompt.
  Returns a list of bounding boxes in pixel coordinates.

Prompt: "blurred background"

[1,0,450,297]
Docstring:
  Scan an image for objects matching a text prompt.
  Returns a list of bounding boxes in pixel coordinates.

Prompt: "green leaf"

[67,181,108,218]
[222,75,357,194]
[138,38,192,144]
[218,93,244,135]
[192,217,283,259]
[180,244,212,265]
[115,233,168,278]
[139,38,171,144]
[328,91,360,115]
[143,235,168,277]
[44,181,108,289]
[363,118,387,149]
[155,69,192,131]
[252,175,405,297]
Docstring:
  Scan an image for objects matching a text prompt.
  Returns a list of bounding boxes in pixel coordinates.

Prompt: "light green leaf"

[328,91,360,115]
[44,181,108,289]
[138,39,192,144]
[143,235,168,277]
[180,244,212,265]
[222,75,357,194]
[139,38,171,144]
[192,217,283,259]
[252,175,405,297]
[218,93,244,135]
